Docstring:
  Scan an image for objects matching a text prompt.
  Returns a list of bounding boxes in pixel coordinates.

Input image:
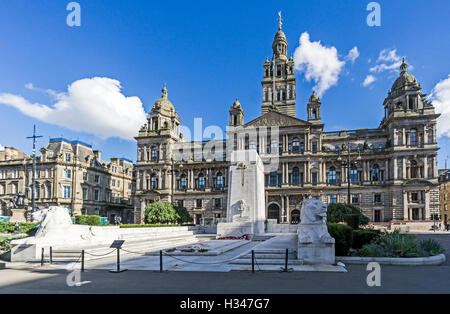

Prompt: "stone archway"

[291,210,300,225]
[268,203,280,223]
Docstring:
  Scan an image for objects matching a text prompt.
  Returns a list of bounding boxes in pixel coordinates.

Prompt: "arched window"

[292,138,300,153]
[216,172,224,189]
[312,109,317,119]
[350,167,358,184]
[180,174,187,190]
[410,129,417,146]
[328,167,337,185]
[198,173,205,189]
[292,167,300,186]
[372,164,380,182]
[410,160,419,178]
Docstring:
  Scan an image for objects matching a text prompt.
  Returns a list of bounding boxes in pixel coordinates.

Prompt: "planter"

[336,254,446,266]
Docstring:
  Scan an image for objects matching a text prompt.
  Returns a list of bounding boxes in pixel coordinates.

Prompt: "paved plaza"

[0,234,448,294]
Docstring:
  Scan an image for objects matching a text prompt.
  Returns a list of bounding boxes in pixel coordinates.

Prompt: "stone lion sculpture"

[298,198,334,244]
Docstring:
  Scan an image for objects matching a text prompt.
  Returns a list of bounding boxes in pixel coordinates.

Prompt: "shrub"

[0,222,38,235]
[419,239,446,256]
[144,202,179,224]
[120,224,180,228]
[344,214,361,230]
[75,215,101,226]
[327,203,369,227]
[358,243,386,257]
[327,223,353,256]
[174,205,193,224]
[352,229,381,249]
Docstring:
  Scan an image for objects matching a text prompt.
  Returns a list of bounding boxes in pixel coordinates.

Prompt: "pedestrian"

[14,222,20,233]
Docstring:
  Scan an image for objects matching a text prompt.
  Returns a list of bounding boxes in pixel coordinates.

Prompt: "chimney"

[93,150,101,160]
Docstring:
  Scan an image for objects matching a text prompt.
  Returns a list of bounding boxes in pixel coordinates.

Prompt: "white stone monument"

[217,150,266,236]
[297,198,335,265]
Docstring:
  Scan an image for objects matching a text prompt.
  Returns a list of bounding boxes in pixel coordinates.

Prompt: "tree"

[174,205,193,224]
[144,202,179,224]
[327,203,370,227]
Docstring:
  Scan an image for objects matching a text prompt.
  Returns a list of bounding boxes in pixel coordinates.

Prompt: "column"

[402,157,407,179]
[403,128,406,147]
[303,162,307,184]
[393,158,398,180]
[403,191,409,221]
[425,190,430,221]
[286,195,290,224]
[318,161,322,184]
[423,156,428,179]
[281,196,285,223]
[158,170,162,189]
[385,160,389,181]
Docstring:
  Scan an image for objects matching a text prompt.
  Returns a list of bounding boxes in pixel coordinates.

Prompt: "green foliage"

[0,235,27,253]
[0,222,38,235]
[327,223,353,256]
[174,205,193,224]
[357,230,445,258]
[344,214,361,230]
[144,202,179,224]
[74,215,101,226]
[327,203,369,227]
[120,224,181,228]
[419,239,446,256]
[352,229,381,250]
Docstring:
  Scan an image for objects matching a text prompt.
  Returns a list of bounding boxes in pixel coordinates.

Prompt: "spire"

[162,83,168,98]
[400,58,408,74]
[278,11,283,30]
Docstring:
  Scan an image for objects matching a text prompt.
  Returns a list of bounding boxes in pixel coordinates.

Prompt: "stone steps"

[230,249,300,265]
[231,258,303,266]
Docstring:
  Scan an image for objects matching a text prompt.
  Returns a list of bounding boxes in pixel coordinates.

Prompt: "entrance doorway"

[291,210,300,224]
[268,204,280,223]
[374,210,381,222]
[412,208,420,221]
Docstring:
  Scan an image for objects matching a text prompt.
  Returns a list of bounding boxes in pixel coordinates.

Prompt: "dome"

[391,59,419,91]
[153,84,175,112]
[309,91,321,103]
[273,29,287,44]
[231,98,242,109]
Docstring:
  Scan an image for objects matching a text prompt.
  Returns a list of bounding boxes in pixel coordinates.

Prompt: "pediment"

[244,111,311,128]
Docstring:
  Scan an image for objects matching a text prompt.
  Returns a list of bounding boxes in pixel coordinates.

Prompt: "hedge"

[327,223,353,256]
[327,203,370,226]
[0,222,38,236]
[344,214,361,230]
[352,229,381,250]
[120,224,181,228]
[74,215,101,226]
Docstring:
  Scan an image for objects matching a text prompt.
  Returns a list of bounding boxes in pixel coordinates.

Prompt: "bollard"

[81,250,85,272]
[50,247,53,264]
[116,248,120,272]
[252,250,255,273]
[41,248,44,266]
[160,250,163,273]
[284,248,288,272]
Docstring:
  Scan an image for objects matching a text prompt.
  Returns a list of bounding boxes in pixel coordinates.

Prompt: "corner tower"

[261,12,296,117]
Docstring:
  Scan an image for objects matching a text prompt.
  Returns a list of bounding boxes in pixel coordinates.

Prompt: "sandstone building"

[0,139,134,223]
[438,169,450,225]
[133,18,440,225]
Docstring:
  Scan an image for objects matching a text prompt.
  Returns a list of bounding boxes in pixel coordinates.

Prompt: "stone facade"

[0,139,134,223]
[133,18,440,225]
[438,169,450,225]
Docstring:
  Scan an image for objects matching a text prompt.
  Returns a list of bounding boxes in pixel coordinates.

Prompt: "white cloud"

[0,77,147,140]
[431,75,450,138]
[345,47,360,64]
[0,144,4,151]
[294,32,347,97]
[369,48,408,74]
[362,75,376,87]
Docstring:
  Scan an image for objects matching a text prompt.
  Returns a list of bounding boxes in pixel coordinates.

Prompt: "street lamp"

[340,142,360,205]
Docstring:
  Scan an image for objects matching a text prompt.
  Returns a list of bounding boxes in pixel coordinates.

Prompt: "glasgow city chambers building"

[133,19,441,226]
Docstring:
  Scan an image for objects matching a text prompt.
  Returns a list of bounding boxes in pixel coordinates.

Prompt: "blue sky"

[0,0,449,166]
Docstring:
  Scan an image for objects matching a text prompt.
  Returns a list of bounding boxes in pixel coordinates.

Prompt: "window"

[292,139,300,153]
[215,198,221,208]
[151,147,158,161]
[312,142,318,153]
[63,186,71,199]
[352,194,360,204]
[374,193,382,204]
[83,187,89,200]
[94,189,100,201]
[177,200,184,208]
[372,164,380,182]
[65,153,71,162]
[111,179,116,187]
[216,173,224,189]
[270,172,279,186]
[83,172,88,181]
[410,129,417,146]
[198,174,205,189]
[411,192,419,202]
[350,167,358,184]
[64,169,71,179]
[312,173,317,186]
[329,195,337,204]
[95,175,100,184]
[180,174,187,190]
[196,199,202,208]
[328,167,337,185]
[150,175,158,189]
[292,167,300,186]
[410,160,419,178]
